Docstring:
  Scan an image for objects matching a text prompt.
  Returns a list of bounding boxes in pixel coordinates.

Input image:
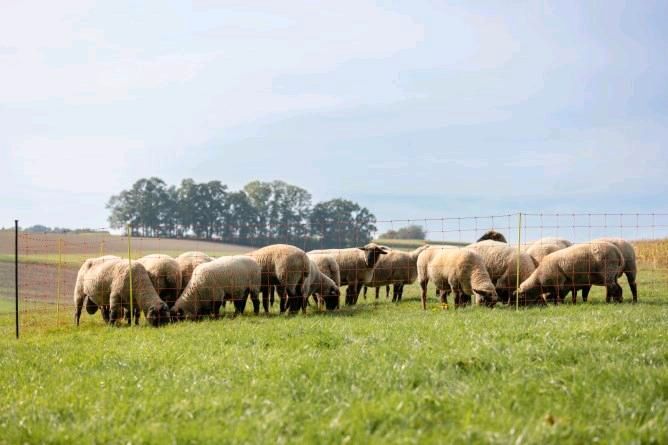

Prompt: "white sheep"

[73,256,170,326]
[247,244,310,313]
[421,248,498,309]
[523,237,573,266]
[577,238,638,303]
[303,259,340,311]
[171,256,261,320]
[307,253,341,287]
[308,243,389,305]
[466,240,536,304]
[136,254,182,308]
[516,241,624,305]
[364,245,430,302]
[176,251,213,289]
[415,245,458,301]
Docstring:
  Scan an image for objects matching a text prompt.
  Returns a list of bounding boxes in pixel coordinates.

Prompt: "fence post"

[15,220,19,339]
[515,212,522,311]
[127,224,133,327]
[57,238,62,325]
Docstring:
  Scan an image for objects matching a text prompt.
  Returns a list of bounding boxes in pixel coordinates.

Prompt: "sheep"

[171,256,261,320]
[176,251,213,289]
[516,242,624,305]
[577,238,638,303]
[302,259,340,311]
[308,243,390,306]
[307,253,341,287]
[466,240,536,304]
[364,245,430,302]
[136,254,182,308]
[73,256,170,326]
[477,230,507,243]
[73,255,121,321]
[523,237,573,267]
[247,244,310,313]
[420,248,498,309]
[415,245,458,300]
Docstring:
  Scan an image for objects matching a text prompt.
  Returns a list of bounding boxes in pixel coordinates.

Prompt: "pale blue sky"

[1,0,667,234]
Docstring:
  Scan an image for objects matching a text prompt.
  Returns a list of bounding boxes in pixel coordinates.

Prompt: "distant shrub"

[379,225,426,240]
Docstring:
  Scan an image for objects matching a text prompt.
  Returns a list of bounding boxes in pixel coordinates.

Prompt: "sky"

[1,0,667,235]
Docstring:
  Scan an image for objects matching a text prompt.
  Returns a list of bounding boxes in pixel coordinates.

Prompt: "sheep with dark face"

[516,242,624,305]
[365,245,430,302]
[477,230,507,243]
[73,257,170,327]
[171,256,261,320]
[136,254,182,308]
[466,240,535,304]
[420,248,498,309]
[308,243,390,305]
[247,244,310,314]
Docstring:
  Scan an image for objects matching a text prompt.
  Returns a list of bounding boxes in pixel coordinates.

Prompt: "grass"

[0,267,667,444]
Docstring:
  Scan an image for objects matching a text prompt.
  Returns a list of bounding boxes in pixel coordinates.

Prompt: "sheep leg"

[269,286,275,307]
[385,285,390,299]
[352,282,363,305]
[419,279,428,310]
[375,287,380,300]
[233,293,247,315]
[250,289,260,314]
[581,285,591,302]
[626,271,638,303]
[101,305,110,323]
[74,293,86,326]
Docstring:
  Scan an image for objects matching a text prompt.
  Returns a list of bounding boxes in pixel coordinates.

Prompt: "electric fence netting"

[1,213,667,338]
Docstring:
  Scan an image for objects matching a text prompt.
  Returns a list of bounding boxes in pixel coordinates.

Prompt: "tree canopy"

[107,178,377,248]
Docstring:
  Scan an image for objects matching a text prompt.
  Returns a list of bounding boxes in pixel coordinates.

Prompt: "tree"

[308,199,377,248]
[379,224,426,240]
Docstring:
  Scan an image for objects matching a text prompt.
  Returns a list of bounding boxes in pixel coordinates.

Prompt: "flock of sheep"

[72,230,638,327]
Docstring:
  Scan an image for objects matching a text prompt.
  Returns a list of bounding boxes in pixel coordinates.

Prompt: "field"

[0,234,667,444]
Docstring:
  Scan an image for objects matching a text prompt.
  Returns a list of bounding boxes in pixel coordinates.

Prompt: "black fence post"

[15,219,19,339]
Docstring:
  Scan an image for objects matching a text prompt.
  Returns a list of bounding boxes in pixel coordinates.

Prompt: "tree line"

[107,177,378,249]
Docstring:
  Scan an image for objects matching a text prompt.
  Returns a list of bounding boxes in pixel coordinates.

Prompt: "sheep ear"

[358,247,368,252]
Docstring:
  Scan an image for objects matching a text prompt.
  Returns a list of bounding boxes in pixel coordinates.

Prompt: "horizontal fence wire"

[1,212,667,337]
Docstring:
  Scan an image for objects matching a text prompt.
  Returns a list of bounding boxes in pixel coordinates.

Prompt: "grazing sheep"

[308,243,390,305]
[176,251,213,289]
[477,230,507,243]
[365,245,430,302]
[247,244,310,313]
[136,254,182,308]
[523,237,573,267]
[516,242,624,305]
[307,253,341,287]
[303,259,340,311]
[421,248,498,309]
[73,255,121,321]
[73,257,170,326]
[577,238,638,303]
[467,240,536,304]
[171,255,262,320]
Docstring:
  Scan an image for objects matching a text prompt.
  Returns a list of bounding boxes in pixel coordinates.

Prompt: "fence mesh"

[1,213,667,338]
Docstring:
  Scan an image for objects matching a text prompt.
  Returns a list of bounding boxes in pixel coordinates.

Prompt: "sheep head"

[473,283,498,307]
[146,302,170,327]
[359,243,390,268]
[477,230,507,243]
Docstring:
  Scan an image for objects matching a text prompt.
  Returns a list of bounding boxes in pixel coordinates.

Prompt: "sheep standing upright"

[578,238,638,303]
[466,240,535,304]
[308,243,389,306]
[415,245,458,301]
[365,245,430,302]
[421,249,498,309]
[247,244,310,313]
[176,251,213,289]
[171,256,261,320]
[136,254,182,308]
[516,242,624,305]
[73,257,170,326]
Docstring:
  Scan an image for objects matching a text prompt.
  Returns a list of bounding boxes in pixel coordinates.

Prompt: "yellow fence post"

[57,238,62,325]
[516,212,522,311]
[100,239,105,257]
[127,224,133,327]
